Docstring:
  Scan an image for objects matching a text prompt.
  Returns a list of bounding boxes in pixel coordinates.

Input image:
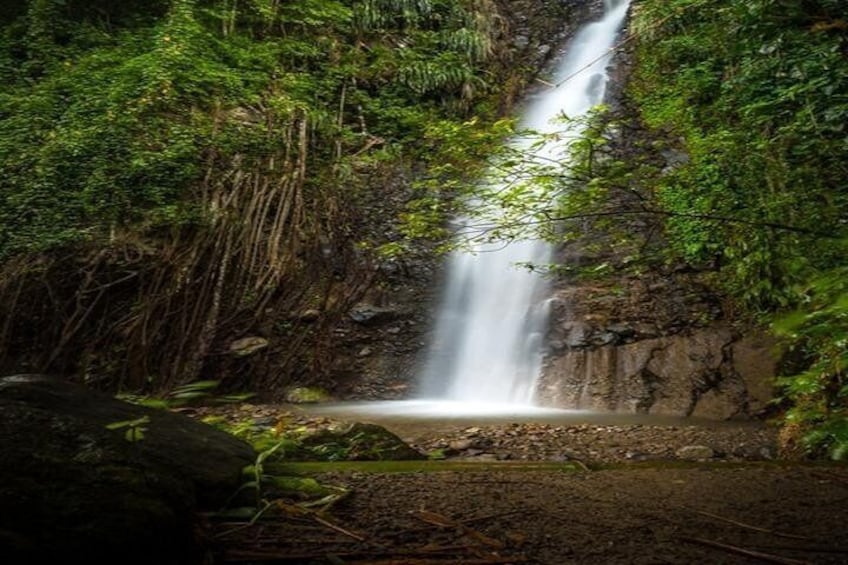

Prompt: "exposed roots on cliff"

[0,111,373,392]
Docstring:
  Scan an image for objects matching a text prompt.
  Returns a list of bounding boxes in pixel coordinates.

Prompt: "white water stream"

[416,0,632,409]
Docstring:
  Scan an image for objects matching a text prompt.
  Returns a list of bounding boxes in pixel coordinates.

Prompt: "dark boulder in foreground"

[0,375,255,564]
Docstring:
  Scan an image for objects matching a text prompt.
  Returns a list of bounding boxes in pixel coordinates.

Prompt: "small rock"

[284,387,330,404]
[349,303,396,324]
[252,416,277,427]
[675,445,715,460]
[229,336,269,357]
[298,309,320,322]
[449,439,474,451]
[357,347,372,358]
[549,339,566,352]
[591,331,617,346]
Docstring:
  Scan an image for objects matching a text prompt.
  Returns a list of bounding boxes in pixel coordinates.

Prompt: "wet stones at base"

[411,422,777,465]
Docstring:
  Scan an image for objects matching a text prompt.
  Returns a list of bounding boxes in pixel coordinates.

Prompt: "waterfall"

[417,0,631,405]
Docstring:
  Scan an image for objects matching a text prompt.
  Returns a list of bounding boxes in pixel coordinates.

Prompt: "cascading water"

[417,0,631,407]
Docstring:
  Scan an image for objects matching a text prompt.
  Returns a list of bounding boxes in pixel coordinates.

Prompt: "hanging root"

[0,110,370,392]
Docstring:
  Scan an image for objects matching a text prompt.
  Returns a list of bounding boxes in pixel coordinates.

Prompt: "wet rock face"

[0,375,255,564]
[538,258,780,419]
[539,327,778,418]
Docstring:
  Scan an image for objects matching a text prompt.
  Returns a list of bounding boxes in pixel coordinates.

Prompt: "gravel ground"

[191,403,779,465]
[215,464,848,564]
[403,422,778,464]
[198,404,848,564]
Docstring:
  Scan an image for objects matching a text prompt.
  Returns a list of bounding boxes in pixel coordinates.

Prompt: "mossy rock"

[0,375,255,564]
[299,422,426,461]
[284,386,331,404]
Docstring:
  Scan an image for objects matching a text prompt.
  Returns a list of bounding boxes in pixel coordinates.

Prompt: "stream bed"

[287,401,777,464]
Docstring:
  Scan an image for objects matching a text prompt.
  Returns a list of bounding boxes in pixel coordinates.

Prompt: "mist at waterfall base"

[318,1,631,421]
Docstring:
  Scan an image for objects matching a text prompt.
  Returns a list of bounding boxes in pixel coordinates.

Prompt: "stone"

[349,302,397,324]
[298,309,320,322]
[357,347,373,358]
[592,331,617,346]
[449,439,474,451]
[229,336,269,356]
[0,375,255,565]
[284,386,330,404]
[608,323,636,338]
[563,321,591,347]
[675,445,715,460]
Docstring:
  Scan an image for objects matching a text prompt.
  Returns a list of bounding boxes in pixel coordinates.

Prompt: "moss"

[284,387,331,404]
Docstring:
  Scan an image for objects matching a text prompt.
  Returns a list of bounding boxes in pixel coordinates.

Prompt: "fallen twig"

[810,470,848,487]
[224,547,528,563]
[312,514,368,542]
[413,509,505,549]
[347,558,527,565]
[680,536,812,565]
[747,544,848,555]
[692,509,811,540]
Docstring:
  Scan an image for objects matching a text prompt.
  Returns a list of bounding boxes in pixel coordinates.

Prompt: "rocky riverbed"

[189,403,779,465]
[407,422,777,464]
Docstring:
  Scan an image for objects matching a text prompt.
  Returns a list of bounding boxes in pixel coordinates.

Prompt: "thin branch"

[456,209,838,240]
[680,536,812,565]
[692,509,811,540]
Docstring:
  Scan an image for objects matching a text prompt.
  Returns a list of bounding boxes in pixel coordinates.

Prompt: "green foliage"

[119,380,255,409]
[626,0,848,456]
[0,0,515,389]
[631,0,848,310]
[105,415,151,442]
[0,0,500,259]
[774,262,848,460]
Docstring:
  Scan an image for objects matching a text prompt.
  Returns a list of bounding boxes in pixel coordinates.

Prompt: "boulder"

[0,375,255,564]
[349,302,397,325]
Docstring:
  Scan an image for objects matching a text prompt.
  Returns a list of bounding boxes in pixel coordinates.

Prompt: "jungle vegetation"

[0,0,846,458]
[558,0,848,458]
[0,0,527,390]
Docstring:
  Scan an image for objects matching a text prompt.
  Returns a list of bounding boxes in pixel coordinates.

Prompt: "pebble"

[675,445,715,460]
